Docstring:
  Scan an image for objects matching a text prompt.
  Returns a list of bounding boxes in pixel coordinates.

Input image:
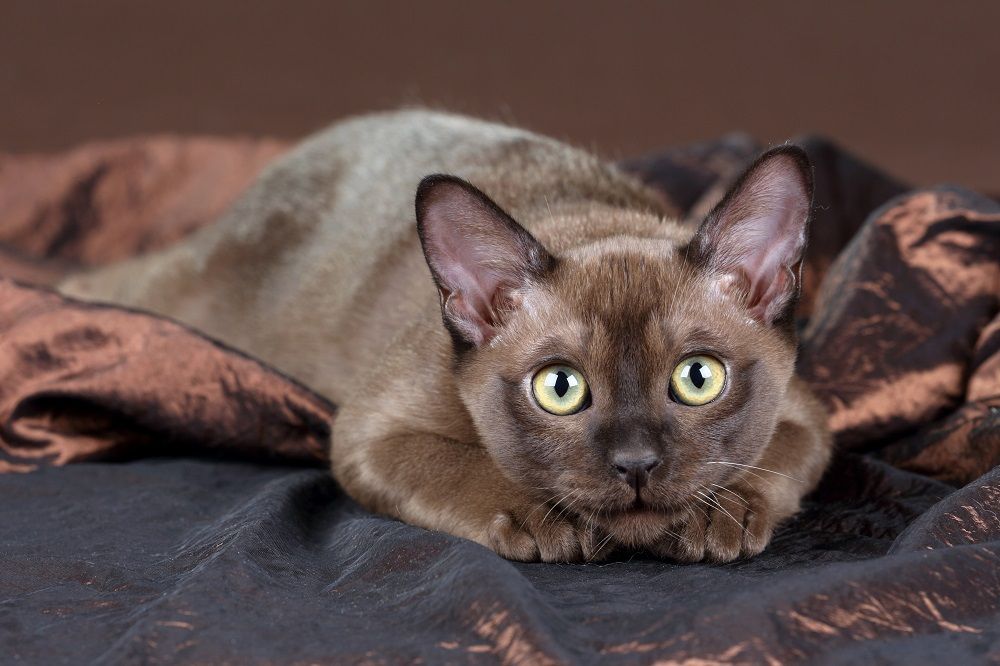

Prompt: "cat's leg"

[656,406,832,563]
[331,424,610,563]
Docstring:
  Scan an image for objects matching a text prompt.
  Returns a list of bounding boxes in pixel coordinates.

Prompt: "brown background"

[2,1,998,191]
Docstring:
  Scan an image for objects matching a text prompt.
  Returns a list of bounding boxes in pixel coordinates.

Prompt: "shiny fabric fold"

[799,187,1000,481]
[0,278,333,472]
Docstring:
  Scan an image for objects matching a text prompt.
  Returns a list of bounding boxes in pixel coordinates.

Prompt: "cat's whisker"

[706,461,803,483]
[554,491,583,522]
[664,499,700,551]
[736,477,765,503]
[694,488,725,512]
[690,496,712,521]
[589,530,617,563]
[555,488,584,520]
[705,462,775,487]
[540,489,580,527]
[658,518,689,547]
[519,497,559,531]
[710,483,750,507]
[705,460,770,481]
[585,496,610,534]
[583,500,610,562]
[693,490,723,516]
[582,499,596,532]
[695,488,745,533]
[688,497,707,516]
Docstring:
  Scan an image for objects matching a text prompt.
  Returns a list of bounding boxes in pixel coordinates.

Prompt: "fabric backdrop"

[1,134,998,664]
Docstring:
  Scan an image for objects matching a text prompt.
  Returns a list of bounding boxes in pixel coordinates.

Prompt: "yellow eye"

[670,355,726,406]
[531,364,590,415]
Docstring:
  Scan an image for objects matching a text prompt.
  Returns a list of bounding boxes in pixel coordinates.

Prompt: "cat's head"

[415,147,813,549]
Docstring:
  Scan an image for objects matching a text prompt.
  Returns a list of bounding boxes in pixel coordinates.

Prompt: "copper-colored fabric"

[0,278,333,472]
[1,136,999,663]
[0,136,288,280]
[800,188,1000,483]
[0,137,333,473]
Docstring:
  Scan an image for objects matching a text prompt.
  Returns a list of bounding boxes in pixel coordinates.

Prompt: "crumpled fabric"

[1,135,997,663]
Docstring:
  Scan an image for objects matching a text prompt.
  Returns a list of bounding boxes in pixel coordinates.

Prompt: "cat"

[59,110,833,563]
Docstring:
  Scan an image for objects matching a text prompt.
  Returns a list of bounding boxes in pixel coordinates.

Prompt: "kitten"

[60,110,832,562]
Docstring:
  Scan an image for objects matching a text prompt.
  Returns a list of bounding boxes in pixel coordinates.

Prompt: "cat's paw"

[487,507,610,563]
[652,486,775,563]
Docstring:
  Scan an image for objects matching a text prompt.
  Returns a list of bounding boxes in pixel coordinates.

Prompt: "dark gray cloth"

[3,455,998,664]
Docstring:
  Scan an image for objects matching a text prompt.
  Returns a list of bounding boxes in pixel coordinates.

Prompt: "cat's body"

[60,110,832,562]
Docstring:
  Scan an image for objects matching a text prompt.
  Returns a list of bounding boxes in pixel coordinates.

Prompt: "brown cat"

[60,110,832,563]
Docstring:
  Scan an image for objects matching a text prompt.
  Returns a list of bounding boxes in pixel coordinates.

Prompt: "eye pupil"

[670,355,725,406]
[553,371,570,397]
[689,362,706,389]
[533,364,589,415]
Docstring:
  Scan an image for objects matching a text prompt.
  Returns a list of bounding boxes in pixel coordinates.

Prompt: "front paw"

[487,505,611,563]
[653,486,776,563]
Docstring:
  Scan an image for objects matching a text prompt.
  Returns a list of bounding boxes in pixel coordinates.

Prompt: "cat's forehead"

[518,239,763,360]
[555,238,708,318]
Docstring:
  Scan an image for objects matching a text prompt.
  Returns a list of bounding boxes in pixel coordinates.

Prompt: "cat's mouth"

[588,499,686,548]
[623,498,658,514]
[597,497,682,521]
[573,486,689,531]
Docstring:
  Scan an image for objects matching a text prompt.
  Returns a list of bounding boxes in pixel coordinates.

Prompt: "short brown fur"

[60,111,832,562]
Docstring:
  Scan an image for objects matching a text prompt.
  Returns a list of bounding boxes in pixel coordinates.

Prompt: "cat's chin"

[591,502,686,549]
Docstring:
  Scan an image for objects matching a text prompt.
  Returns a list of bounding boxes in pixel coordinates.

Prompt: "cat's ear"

[416,175,555,349]
[691,146,813,325]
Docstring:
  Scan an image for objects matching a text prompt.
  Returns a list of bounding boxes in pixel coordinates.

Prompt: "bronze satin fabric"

[0,137,337,472]
[0,136,287,271]
[0,135,997,482]
[0,278,333,473]
[801,187,1000,484]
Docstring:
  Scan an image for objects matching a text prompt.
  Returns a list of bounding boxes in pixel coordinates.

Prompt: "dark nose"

[611,451,662,492]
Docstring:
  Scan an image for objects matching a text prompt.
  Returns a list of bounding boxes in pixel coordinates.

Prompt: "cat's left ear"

[416,175,555,349]
[691,146,813,325]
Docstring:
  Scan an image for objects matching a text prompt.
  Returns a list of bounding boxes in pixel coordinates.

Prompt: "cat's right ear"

[416,175,555,350]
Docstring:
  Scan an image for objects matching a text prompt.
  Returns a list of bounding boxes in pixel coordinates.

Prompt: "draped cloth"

[1,135,997,663]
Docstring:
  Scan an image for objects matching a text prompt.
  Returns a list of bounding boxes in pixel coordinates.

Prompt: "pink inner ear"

[417,177,550,346]
[430,221,511,346]
[705,153,810,323]
[440,289,496,348]
[432,225,502,320]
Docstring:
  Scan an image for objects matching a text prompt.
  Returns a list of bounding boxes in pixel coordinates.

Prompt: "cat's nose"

[611,452,661,491]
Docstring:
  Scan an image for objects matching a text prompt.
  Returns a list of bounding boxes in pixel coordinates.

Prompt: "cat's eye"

[670,355,726,406]
[531,364,590,415]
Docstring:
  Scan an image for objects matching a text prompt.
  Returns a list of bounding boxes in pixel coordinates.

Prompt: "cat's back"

[60,110,564,323]
[268,109,568,294]
[257,110,640,397]
[60,110,658,402]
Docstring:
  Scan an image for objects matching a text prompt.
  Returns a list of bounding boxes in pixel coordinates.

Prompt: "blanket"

[1,134,998,664]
